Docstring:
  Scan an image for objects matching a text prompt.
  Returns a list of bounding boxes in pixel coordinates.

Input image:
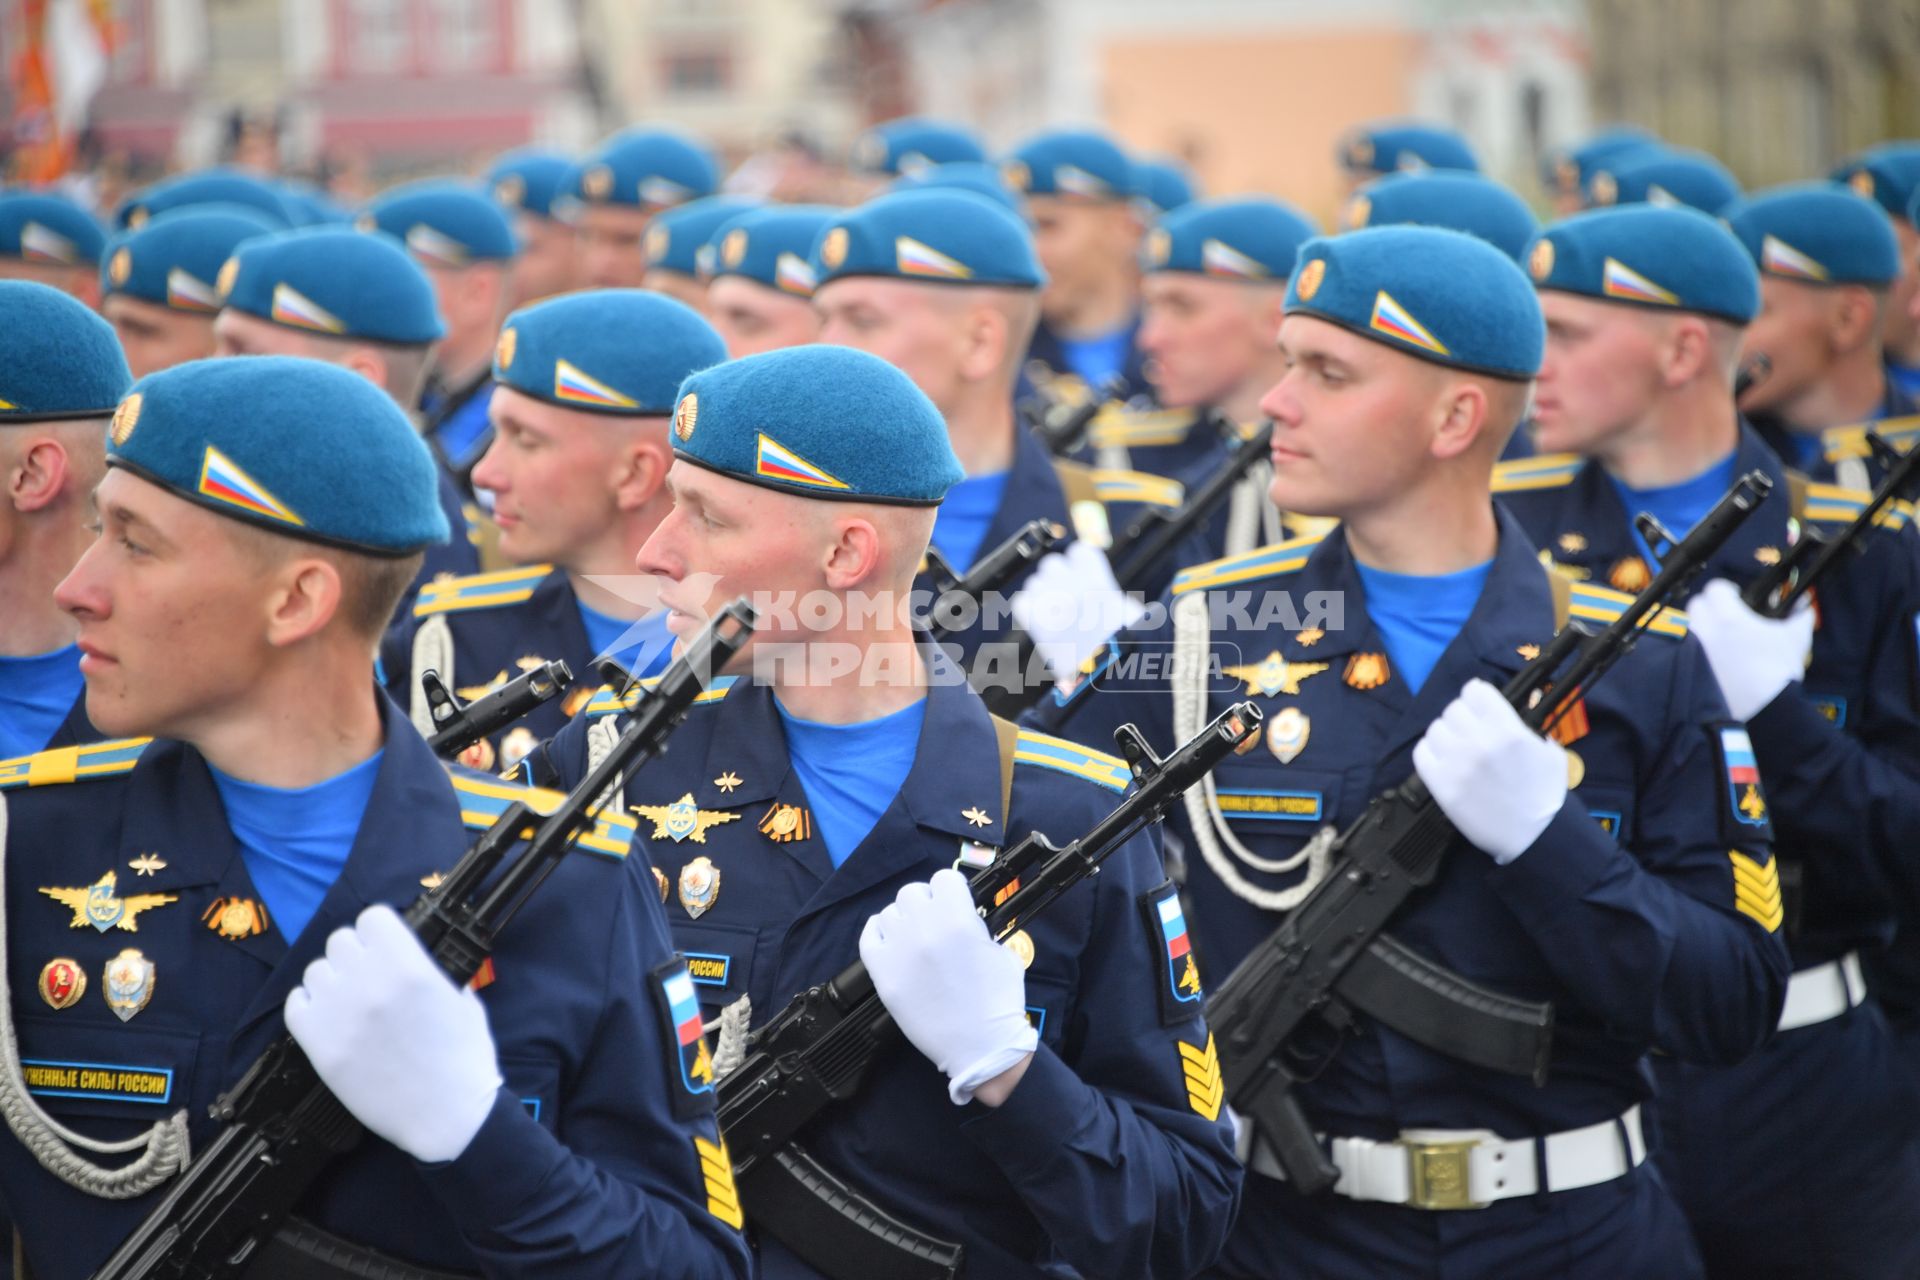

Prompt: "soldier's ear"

[1827,284,1881,355]
[1428,379,1489,462]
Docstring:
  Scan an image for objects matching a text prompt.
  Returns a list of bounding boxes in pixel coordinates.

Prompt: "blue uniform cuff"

[1741,680,1823,759]
[1484,798,1621,921]
[958,1042,1099,1174]
[415,1087,564,1222]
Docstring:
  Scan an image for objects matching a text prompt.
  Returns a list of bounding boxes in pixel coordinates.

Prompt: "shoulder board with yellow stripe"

[1491,452,1584,494]
[585,675,739,718]
[1012,729,1131,793]
[1088,405,1199,449]
[412,564,555,618]
[1091,469,1185,510]
[0,738,151,792]
[1799,481,1913,531]
[1820,416,1920,464]
[1171,530,1331,598]
[448,772,635,860]
[1565,582,1689,638]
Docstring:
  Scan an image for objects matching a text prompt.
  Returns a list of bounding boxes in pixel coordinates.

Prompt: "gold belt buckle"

[1405,1138,1485,1210]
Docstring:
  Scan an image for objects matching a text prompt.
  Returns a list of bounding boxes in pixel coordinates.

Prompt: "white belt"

[1248,1105,1646,1210]
[1777,952,1866,1033]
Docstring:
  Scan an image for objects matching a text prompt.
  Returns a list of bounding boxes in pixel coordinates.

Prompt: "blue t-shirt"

[776,696,928,869]
[426,380,496,470]
[1058,327,1132,390]
[1606,452,1737,565]
[1887,357,1920,404]
[0,644,84,760]
[578,599,676,680]
[930,470,1009,572]
[1354,559,1493,696]
[211,750,384,944]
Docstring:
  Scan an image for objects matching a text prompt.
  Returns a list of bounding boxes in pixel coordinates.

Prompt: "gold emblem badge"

[582,164,615,201]
[202,896,271,941]
[678,856,721,918]
[1346,136,1375,169]
[1755,545,1782,566]
[1565,748,1586,789]
[104,949,156,1022]
[645,224,670,264]
[216,255,240,301]
[1590,171,1619,206]
[759,802,811,843]
[1850,170,1877,199]
[1529,239,1556,281]
[1608,556,1652,593]
[722,228,749,269]
[1000,159,1031,193]
[1222,651,1329,699]
[1004,929,1036,970]
[40,871,177,933]
[128,853,166,877]
[38,958,85,1011]
[675,392,699,442]
[962,806,992,828]
[1344,194,1372,230]
[634,793,741,844]
[1295,258,1326,302]
[1343,652,1391,691]
[496,326,517,371]
[714,771,741,794]
[110,393,143,447]
[1146,228,1172,266]
[421,871,446,890]
[1267,707,1310,764]
[1557,531,1587,554]
[1517,643,1541,661]
[1295,626,1324,647]
[494,174,526,208]
[128,206,150,230]
[110,247,133,286]
[820,226,849,271]
[1739,783,1768,823]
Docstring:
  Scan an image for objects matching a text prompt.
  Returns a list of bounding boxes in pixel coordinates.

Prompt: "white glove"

[285,905,503,1163]
[859,868,1038,1105]
[1413,679,1567,865]
[1010,540,1147,684]
[1686,577,1813,721]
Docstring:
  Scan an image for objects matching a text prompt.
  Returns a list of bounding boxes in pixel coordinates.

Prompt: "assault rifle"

[1742,429,1920,616]
[422,660,572,759]
[923,519,1064,646]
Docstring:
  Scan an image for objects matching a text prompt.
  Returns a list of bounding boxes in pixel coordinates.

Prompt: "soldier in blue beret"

[0,355,750,1279]
[887,159,1023,212]
[1540,126,1665,213]
[518,342,1240,1280]
[0,191,108,305]
[1035,224,1788,1278]
[641,195,759,311]
[1132,156,1197,216]
[382,290,727,776]
[810,188,1188,686]
[703,204,833,357]
[0,281,130,762]
[1003,128,1156,409]
[486,147,579,303]
[1336,120,1480,191]
[1720,182,1915,476]
[114,166,297,231]
[363,182,521,499]
[1504,201,1920,1279]
[211,227,484,608]
[1586,147,1741,214]
[848,116,987,198]
[1833,144,1920,400]
[99,206,278,378]
[563,127,719,290]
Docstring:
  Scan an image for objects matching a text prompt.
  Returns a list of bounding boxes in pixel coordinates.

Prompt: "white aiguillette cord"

[0,790,191,1197]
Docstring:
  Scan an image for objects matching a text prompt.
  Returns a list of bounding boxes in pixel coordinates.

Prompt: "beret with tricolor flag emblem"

[669,345,962,507]
[562,128,718,213]
[1830,143,1920,222]
[1587,149,1740,215]
[105,355,448,553]
[100,207,279,313]
[360,180,518,266]
[0,192,107,267]
[1539,127,1665,200]
[115,167,296,231]
[851,117,987,177]
[643,196,759,279]
[492,289,726,416]
[1527,205,1758,324]
[705,205,836,297]
[1344,171,1539,265]
[1285,225,1543,381]
[1721,182,1901,287]
[1144,196,1319,282]
[220,227,446,345]
[1003,128,1135,202]
[1337,122,1479,177]
[810,189,1045,291]
[0,281,130,423]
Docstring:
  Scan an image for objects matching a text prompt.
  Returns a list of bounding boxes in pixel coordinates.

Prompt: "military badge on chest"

[634,793,740,844]
[678,856,721,919]
[39,871,177,933]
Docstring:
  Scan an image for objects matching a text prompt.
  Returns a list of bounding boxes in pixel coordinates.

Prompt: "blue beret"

[274,182,349,227]
[0,193,107,266]
[1003,129,1134,201]
[1133,158,1196,215]
[117,168,295,230]
[1587,149,1740,214]
[708,205,836,297]
[888,161,1021,213]
[563,128,718,212]
[1527,205,1758,325]
[485,149,574,219]
[360,181,518,265]
[812,189,1044,290]
[1542,128,1664,197]
[1144,197,1318,281]
[0,281,130,422]
[1339,122,1479,175]
[1831,143,1920,222]
[852,118,987,176]
[1722,182,1901,286]
[105,356,448,554]
[1343,172,1539,265]
[102,208,278,312]
[221,228,445,346]
[670,345,961,507]
[1285,226,1543,381]
[493,290,726,416]
[643,196,760,278]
